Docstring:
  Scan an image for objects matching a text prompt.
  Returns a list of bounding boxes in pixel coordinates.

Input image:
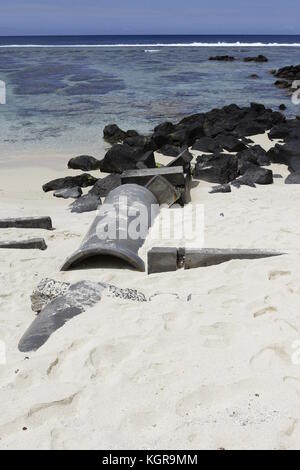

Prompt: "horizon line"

[1,33,300,38]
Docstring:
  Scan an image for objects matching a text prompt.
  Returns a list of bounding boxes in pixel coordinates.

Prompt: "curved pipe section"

[61,184,158,272]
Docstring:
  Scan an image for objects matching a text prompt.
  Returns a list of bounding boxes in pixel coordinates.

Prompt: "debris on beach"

[19,279,147,352]
[0,238,47,250]
[31,278,71,313]
[147,247,285,274]
[0,216,53,230]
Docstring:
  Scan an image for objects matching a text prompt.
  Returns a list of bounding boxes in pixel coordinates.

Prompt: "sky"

[0,0,299,36]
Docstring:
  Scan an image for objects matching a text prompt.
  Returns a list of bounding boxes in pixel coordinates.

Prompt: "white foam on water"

[1,42,300,48]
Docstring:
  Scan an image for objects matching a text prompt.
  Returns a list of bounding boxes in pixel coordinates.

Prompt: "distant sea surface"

[0,35,300,162]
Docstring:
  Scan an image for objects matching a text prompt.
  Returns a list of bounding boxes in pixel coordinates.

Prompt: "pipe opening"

[67,254,138,271]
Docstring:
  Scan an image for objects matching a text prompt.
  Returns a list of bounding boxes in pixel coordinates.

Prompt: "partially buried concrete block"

[121,166,185,187]
[0,217,52,230]
[146,176,181,206]
[148,247,178,274]
[0,238,47,250]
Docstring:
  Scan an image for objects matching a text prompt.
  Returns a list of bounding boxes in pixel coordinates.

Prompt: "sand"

[1,133,300,450]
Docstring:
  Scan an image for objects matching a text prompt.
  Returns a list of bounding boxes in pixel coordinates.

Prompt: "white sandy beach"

[1,133,300,450]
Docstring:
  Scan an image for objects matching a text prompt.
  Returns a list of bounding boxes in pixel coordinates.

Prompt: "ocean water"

[0,35,300,163]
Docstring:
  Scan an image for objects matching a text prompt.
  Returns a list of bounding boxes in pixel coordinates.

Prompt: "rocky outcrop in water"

[272,65,300,94]
[243,55,268,63]
[209,55,235,61]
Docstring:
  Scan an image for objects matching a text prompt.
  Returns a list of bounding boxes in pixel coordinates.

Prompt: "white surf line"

[1,42,300,48]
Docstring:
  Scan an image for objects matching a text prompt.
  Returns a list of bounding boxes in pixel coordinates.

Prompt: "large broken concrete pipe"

[61,184,158,272]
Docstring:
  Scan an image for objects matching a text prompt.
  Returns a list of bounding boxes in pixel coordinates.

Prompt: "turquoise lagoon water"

[0,35,300,163]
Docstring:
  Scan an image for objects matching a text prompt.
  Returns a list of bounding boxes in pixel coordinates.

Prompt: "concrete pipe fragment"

[0,238,47,250]
[61,184,158,272]
[0,216,52,230]
[184,248,285,269]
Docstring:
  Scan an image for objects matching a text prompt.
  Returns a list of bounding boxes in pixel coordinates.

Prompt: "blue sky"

[0,0,299,35]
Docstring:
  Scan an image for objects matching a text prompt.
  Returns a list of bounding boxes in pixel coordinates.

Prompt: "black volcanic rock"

[103,124,139,144]
[192,137,222,153]
[104,103,286,160]
[274,80,291,89]
[237,145,270,171]
[100,144,156,173]
[157,145,181,157]
[267,141,300,171]
[89,174,121,198]
[194,153,238,184]
[123,135,154,152]
[285,172,300,184]
[272,65,300,94]
[269,120,300,141]
[154,121,175,135]
[68,155,102,171]
[232,166,273,187]
[244,55,268,63]
[70,194,101,213]
[234,120,266,137]
[269,124,291,140]
[209,184,231,194]
[103,124,126,143]
[43,174,98,192]
[209,55,235,61]
[215,134,247,152]
[273,65,300,81]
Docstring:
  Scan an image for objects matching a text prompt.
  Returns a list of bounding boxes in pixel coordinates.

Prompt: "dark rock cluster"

[42,100,300,206]
[209,55,235,61]
[272,65,300,93]
[209,55,268,63]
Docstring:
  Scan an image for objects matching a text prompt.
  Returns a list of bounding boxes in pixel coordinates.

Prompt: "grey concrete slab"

[148,247,178,274]
[0,217,53,230]
[146,176,181,207]
[121,166,185,187]
[0,238,47,250]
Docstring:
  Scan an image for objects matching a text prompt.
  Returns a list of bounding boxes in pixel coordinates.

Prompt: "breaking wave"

[1,42,300,48]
